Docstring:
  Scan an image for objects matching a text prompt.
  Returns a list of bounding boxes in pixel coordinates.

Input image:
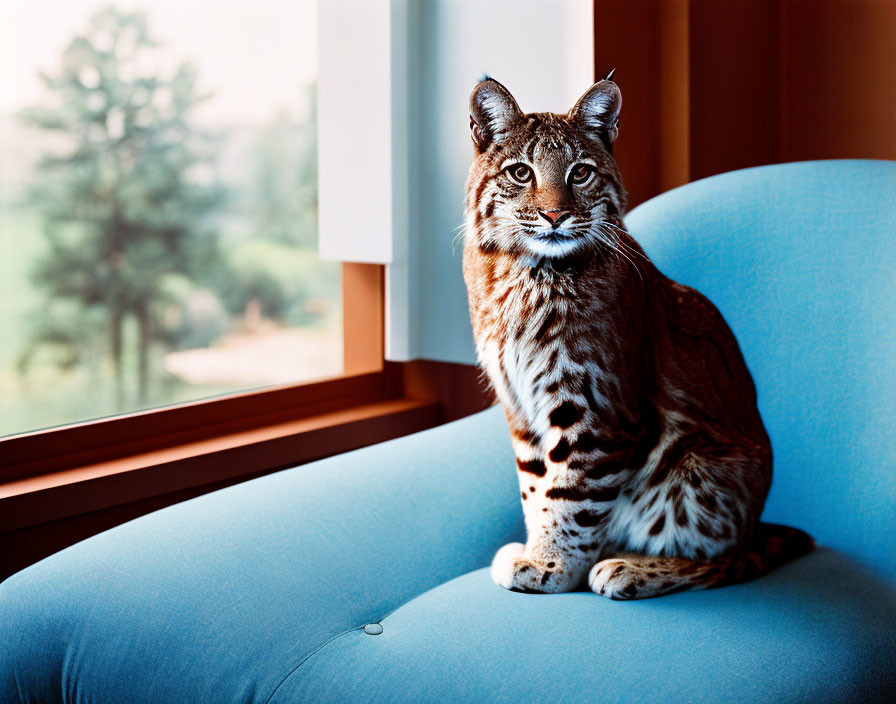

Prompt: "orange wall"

[594,0,896,207]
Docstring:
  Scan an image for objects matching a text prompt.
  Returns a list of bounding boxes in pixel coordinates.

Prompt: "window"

[0,0,490,577]
[0,0,341,438]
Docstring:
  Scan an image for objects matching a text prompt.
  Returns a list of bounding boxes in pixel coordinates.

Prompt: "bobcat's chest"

[475,279,578,444]
[479,333,562,442]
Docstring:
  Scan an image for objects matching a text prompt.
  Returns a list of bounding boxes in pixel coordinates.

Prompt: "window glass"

[0,0,340,437]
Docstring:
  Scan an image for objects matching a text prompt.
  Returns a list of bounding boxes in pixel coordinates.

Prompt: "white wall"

[395,0,595,363]
[317,0,595,362]
[317,0,395,264]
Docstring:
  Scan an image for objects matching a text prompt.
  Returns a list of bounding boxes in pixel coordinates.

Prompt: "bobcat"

[462,75,813,599]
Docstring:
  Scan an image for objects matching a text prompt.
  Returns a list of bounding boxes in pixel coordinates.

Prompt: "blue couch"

[2,160,895,703]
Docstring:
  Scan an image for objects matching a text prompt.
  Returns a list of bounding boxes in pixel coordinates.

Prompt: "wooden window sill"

[0,358,490,580]
[0,395,439,532]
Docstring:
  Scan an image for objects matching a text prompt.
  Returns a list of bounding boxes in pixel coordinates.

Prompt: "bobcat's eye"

[569,163,595,186]
[504,163,534,185]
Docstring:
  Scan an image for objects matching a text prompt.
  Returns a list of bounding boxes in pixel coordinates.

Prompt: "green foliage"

[21,5,226,405]
[220,238,340,325]
[250,90,318,247]
[8,5,334,433]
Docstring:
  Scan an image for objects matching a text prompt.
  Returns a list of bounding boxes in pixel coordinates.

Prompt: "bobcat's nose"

[538,210,570,226]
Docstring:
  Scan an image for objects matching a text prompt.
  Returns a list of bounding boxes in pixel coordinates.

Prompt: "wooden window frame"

[0,263,445,532]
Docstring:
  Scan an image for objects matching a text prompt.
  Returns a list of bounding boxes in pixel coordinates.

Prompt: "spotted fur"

[464,77,813,599]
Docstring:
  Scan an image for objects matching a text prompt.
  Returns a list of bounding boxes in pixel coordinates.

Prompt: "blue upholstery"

[625,159,896,583]
[2,160,894,702]
[0,409,523,703]
[274,553,896,704]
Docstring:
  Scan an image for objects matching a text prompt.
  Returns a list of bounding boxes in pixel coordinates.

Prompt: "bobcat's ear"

[469,78,523,152]
[569,77,622,149]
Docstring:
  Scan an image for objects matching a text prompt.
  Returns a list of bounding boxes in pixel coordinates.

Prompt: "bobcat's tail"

[736,522,816,579]
[588,523,815,600]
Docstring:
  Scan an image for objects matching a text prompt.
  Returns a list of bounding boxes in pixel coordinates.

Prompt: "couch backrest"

[625,160,896,584]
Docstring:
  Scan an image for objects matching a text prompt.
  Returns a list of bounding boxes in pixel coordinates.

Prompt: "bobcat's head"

[465,77,626,262]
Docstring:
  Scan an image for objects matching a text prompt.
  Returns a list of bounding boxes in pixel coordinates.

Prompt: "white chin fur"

[525,237,581,259]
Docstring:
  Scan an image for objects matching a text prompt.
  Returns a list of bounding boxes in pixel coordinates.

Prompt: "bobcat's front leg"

[491,445,601,593]
[491,541,591,594]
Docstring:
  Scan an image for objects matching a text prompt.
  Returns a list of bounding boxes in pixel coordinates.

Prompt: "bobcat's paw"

[490,543,569,594]
[588,558,641,600]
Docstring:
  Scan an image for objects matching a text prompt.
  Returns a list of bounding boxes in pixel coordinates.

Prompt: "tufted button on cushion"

[268,553,896,704]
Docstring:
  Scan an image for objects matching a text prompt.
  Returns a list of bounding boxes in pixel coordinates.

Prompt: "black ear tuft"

[469,78,523,152]
[569,80,622,148]
[604,68,617,82]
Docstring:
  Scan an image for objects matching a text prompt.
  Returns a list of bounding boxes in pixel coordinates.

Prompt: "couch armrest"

[0,406,522,703]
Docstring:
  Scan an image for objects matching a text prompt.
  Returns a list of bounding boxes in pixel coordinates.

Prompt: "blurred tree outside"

[19,6,226,407]
[252,90,317,248]
[2,1,338,436]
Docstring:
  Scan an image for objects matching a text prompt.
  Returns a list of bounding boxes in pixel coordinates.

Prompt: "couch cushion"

[271,548,896,704]
[0,407,524,704]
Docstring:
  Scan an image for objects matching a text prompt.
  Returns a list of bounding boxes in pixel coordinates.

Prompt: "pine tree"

[21,6,225,406]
